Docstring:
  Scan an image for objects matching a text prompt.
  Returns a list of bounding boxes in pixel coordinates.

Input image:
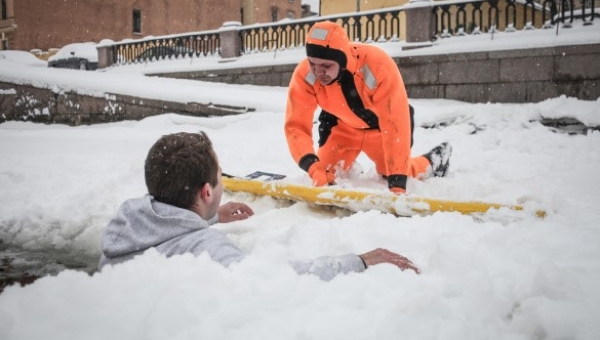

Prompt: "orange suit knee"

[317,122,363,174]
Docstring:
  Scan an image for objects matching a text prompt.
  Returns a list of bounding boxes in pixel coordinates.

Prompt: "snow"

[47,42,99,63]
[1,21,600,340]
[0,50,47,68]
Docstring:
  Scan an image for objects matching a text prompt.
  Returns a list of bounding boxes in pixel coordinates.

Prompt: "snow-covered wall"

[152,43,600,103]
[0,82,253,126]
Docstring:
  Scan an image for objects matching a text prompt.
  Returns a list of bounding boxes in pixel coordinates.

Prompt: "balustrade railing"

[433,0,596,37]
[105,0,597,67]
[238,9,404,54]
[110,30,220,65]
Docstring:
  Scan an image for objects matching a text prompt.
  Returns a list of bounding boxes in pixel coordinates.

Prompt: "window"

[288,0,294,2]
[1,39,8,50]
[2,0,7,20]
[287,11,295,19]
[271,7,278,22]
[133,9,141,34]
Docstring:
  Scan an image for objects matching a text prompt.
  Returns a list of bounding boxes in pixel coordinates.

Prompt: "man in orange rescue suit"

[284,21,452,194]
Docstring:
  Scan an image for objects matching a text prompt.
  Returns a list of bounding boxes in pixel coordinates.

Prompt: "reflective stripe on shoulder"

[305,72,317,86]
[361,64,377,90]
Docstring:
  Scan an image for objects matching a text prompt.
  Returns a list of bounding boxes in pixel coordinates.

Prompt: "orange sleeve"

[284,60,320,166]
[366,49,412,177]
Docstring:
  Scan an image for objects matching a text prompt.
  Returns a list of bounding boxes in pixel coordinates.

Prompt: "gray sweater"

[99,195,365,281]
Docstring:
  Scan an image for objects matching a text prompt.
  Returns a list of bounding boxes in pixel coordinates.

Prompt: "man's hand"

[387,174,407,195]
[389,187,406,195]
[218,202,254,223]
[359,248,420,274]
[308,161,335,186]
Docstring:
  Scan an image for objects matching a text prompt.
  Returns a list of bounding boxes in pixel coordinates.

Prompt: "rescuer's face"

[308,57,340,85]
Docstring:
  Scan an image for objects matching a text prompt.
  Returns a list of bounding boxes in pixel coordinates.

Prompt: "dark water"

[0,242,99,293]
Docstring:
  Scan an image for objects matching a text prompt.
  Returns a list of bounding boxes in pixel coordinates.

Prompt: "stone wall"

[150,43,600,103]
[401,44,600,103]
[151,64,296,88]
[0,82,253,126]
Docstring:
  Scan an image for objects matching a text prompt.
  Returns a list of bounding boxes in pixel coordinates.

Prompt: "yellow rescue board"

[222,176,546,218]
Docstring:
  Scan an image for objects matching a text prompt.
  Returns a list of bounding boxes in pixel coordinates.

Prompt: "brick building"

[0,0,300,52]
[0,0,14,50]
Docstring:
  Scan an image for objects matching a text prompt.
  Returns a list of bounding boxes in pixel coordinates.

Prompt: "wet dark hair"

[144,131,218,209]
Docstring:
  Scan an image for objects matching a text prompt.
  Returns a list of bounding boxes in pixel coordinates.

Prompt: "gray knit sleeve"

[290,254,366,281]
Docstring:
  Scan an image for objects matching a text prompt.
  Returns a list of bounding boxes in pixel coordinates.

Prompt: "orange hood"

[305,21,357,73]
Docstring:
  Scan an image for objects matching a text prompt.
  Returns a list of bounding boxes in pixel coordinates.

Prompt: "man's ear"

[198,182,212,204]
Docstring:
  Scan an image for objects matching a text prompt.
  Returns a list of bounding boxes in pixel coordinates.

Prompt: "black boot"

[424,142,452,177]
